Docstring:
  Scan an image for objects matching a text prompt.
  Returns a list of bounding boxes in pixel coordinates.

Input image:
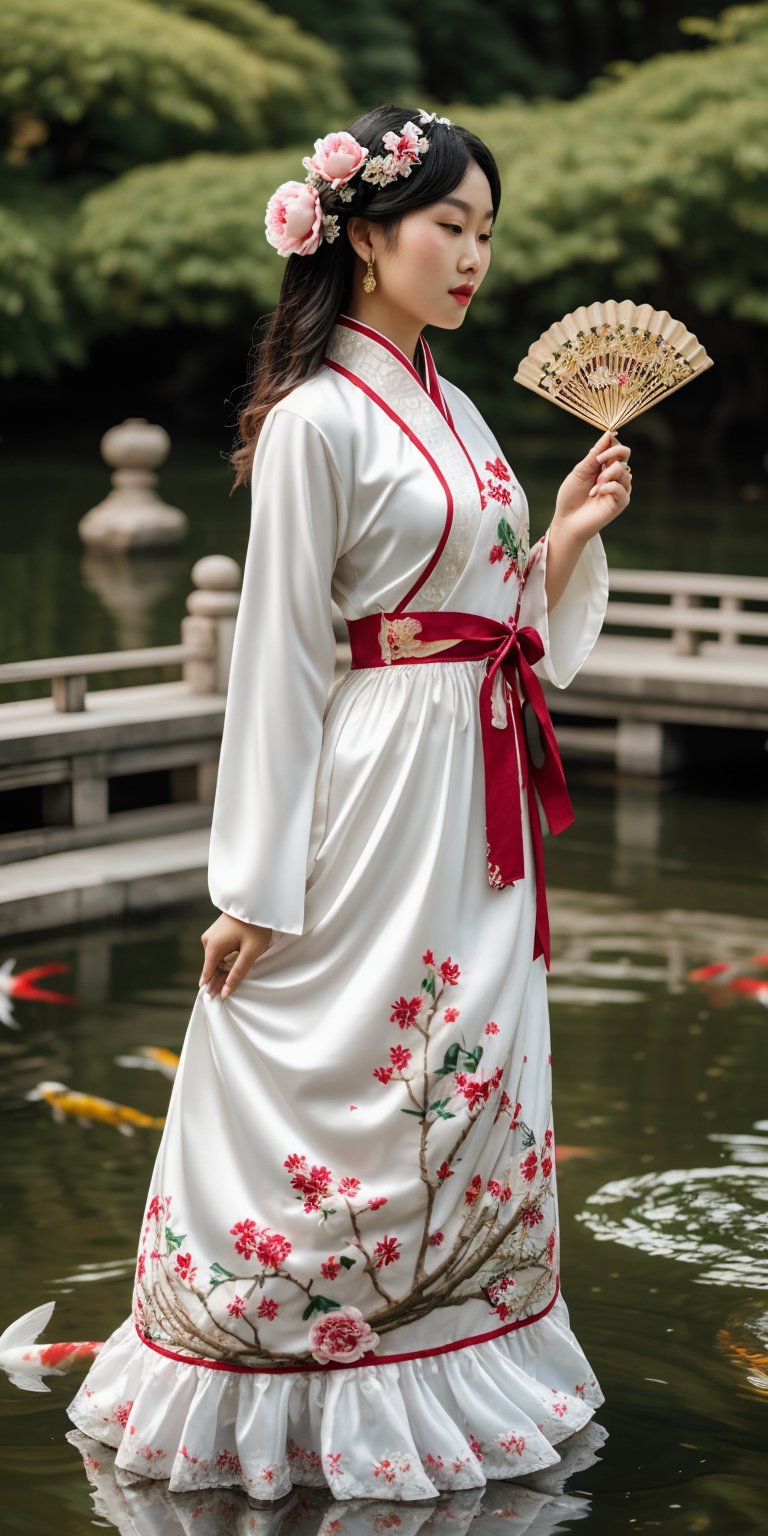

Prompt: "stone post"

[181,555,241,697]
[78,418,188,551]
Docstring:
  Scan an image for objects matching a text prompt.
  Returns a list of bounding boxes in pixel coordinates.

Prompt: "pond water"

[1,772,766,1535]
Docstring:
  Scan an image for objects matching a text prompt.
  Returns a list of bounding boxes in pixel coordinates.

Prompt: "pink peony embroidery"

[265,180,323,258]
[302,131,368,188]
[255,1229,292,1268]
[308,1305,380,1364]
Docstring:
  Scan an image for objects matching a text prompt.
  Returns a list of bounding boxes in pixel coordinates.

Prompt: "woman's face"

[359,159,495,339]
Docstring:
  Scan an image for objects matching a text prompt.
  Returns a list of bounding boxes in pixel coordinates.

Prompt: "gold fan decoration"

[514,299,713,434]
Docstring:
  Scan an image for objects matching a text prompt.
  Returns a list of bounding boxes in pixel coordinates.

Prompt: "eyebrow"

[438,195,495,220]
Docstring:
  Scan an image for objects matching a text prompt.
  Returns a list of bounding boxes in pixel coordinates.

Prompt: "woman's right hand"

[199,913,273,1000]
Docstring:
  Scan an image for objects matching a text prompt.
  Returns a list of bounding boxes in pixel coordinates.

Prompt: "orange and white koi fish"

[555,1145,597,1164]
[0,958,77,1027]
[27,1081,165,1136]
[0,1302,102,1392]
[688,952,768,1005]
[115,1045,180,1080]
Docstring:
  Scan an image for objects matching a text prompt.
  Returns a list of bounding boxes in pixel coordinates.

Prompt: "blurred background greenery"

[1,0,767,457]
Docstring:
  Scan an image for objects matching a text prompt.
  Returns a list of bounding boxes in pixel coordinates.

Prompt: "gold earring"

[363,255,377,294]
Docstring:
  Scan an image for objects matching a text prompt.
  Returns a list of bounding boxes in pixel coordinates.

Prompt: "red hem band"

[135,1275,560,1377]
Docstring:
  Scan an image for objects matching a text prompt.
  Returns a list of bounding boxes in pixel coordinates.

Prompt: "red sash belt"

[345,610,574,970]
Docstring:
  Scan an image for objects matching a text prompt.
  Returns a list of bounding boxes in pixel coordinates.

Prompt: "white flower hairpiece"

[265,115,444,259]
[416,107,454,127]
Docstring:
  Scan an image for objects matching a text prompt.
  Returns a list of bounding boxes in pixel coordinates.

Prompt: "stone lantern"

[78,417,188,550]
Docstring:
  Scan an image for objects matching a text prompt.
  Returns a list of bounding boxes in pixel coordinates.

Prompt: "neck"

[341,295,422,368]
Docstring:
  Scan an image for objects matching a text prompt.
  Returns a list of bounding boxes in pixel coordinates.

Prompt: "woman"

[68,105,631,1502]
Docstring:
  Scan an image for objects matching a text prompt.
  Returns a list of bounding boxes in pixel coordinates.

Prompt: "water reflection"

[66,1426,604,1536]
[80,550,184,651]
[576,1158,768,1288]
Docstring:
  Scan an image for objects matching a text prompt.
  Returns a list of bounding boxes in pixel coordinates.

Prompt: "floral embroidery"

[378,615,463,665]
[498,1431,526,1455]
[489,516,529,585]
[134,945,558,1365]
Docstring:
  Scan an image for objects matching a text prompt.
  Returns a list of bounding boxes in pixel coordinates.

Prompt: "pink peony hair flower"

[308,1305,380,1364]
[302,132,368,188]
[265,180,324,258]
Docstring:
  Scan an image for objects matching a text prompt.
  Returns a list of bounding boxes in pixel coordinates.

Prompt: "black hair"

[231,105,501,487]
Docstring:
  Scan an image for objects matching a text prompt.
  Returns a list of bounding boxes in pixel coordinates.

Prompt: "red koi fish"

[688,952,768,1006]
[0,957,77,1027]
[0,1302,102,1392]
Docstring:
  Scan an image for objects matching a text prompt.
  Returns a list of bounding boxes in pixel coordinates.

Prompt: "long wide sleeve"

[208,406,343,935]
[518,526,609,689]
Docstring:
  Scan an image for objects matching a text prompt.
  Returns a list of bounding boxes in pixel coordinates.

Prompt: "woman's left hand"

[552,429,633,545]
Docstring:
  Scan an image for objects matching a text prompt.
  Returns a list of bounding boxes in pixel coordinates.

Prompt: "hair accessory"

[265,117,435,259]
[363,255,377,294]
[416,107,453,127]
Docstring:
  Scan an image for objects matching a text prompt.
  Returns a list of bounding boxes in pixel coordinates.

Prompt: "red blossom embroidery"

[230,1218,259,1259]
[520,1150,538,1182]
[389,1044,412,1070]
[389,996,423,1029]
[499,1432,526,1455]
[338,1176,361,1196]
[257,1297,279,1321]
[454,1065,503,1110]
[321,1257,340,1280]
[324,1452,343,1473]
[422,949,435,966]
[136,1254,146,1282]
[485,1021,499,1035]
[112,1400,133,1428]
[283,1155,333,1211]
[489,543,504,564]
[174,1251,197,1284]
[547,1229,557,1265]
[541,1155,553,1178]
[486,456,511,482]
[255,1229,291,1268]
[436,1161,454,1182]
[465,1174,483,1206]
[374,1235,401,1267]
[439,957,461,985]
[469,1434,484,1461]
[429,1231,445,1246]
[544,1128,553,1147]
[522,1203,544,1228]
[215,1449,243,1475]
[444,1006,460,1023]
[373,1066,394,1084]
[368,1195,388,1211]
[487,1179,513,1204]
[226,1294,246,1318]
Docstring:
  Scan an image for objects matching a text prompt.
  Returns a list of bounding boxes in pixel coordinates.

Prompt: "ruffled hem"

[67,1295,605,1502]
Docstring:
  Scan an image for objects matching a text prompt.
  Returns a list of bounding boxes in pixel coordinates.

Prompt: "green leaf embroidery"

[165,1227,186,1252]
[401,1107,427,1119]
[208,1262,236,1288]
[422,973,436,999]
[301,1294,342,1321]
[521,1124,536,1149]
[428,1098,456,1120]
[460,1045,484,1073]
[434,1041,462,1077]
[498,517,518,561]
[339,1255,356,1270]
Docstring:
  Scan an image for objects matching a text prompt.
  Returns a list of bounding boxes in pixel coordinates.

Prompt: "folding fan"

[513,299,713,433]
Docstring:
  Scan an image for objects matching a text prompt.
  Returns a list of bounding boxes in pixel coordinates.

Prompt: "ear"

[346,215,375,264]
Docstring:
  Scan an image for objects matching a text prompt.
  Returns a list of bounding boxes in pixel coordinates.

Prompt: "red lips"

[449,285,474,297]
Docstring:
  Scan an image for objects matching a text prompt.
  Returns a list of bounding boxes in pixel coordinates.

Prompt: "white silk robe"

[69,315,610,1503]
